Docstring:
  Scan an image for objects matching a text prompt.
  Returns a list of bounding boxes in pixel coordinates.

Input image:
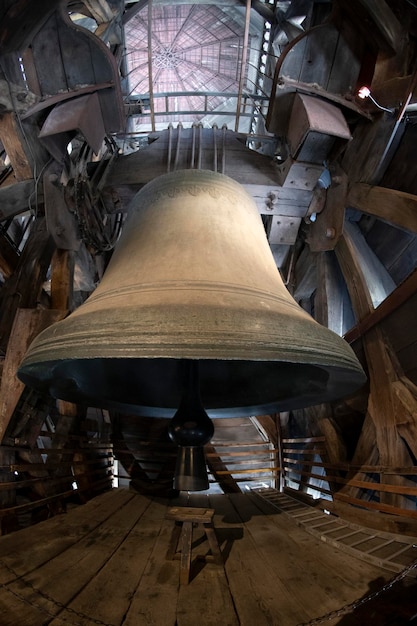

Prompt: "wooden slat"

[211,493,312,625]
[282,437,326,443]
[282,447,326,455]
[213,467,280,476]
[334,492,417,519]
[284,477,332,496]
[284,466,417,497]
[0,474,112,517]
[283,456,417,475]
[48,497,163,626]
[4,458,112,472]
[1,495,148,625]
[120,503,182,626]
[0,489,135,582]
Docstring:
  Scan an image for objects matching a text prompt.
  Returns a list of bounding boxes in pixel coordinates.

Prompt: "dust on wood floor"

[0,488,416,626]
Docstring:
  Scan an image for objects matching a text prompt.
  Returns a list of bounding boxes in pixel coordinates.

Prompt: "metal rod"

[147,0,155,132]
[221,124,227,174]
[213,124,218,172]
[235,0,251,132]
[197,123,202,169]
[174,122,182,170]
[191,123,196,168]
[167,123,173,172]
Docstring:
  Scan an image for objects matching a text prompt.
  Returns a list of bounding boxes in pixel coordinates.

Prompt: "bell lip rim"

[17,357,367,418]
[18,352,366,376]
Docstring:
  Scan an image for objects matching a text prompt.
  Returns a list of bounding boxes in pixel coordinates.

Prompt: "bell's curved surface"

[18,169,366,417]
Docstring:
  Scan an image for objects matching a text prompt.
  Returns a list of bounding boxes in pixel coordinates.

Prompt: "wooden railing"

[113,438,279,493]
[206,442,279,489]
[0,437,113,534]
[281,436,417,522]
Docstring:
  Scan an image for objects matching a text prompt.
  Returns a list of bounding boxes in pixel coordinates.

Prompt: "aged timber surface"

[0,489,416,626]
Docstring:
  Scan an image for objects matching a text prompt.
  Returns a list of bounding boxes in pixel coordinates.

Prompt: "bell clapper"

[168,360,214,491]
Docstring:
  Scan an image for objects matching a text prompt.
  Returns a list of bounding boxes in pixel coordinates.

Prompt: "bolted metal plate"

[268,215,302,245]
[276,159,324,190]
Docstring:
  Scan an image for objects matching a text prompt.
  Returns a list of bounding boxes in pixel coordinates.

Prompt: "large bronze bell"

[18,169,366,490]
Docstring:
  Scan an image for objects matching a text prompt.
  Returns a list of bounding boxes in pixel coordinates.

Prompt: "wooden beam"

[83,0,115,23]
[293,245,318,302]
[50,249,74,310]
[0,234,19,279]
[342,220,396,310]
[0,180,39,221]
[122,0,148,24]
[0,113,33,181]
[0,217,55,351]
[348,183,417,234]
[315,252,345,335]
[0,308,67,444]
[43,163,80,251]
[345,268,417,343]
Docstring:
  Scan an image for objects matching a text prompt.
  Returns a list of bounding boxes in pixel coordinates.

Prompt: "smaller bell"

[168,361,214,491]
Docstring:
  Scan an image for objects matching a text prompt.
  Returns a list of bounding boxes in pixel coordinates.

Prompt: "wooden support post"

[336,226,417,508]
[50,249,74,310]
[315,251,351,335]
[253,414,281,490]
[47,400,82,494]
[0,446,17,534]
[0,309,66,444]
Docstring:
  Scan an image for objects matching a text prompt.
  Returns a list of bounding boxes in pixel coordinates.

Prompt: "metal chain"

[297,557,417,626]
[0,558,116,626]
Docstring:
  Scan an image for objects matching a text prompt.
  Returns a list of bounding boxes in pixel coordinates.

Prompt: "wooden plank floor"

[0,488,416,626]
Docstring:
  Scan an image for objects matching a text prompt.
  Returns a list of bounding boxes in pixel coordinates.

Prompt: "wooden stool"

[165,506,223,584]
